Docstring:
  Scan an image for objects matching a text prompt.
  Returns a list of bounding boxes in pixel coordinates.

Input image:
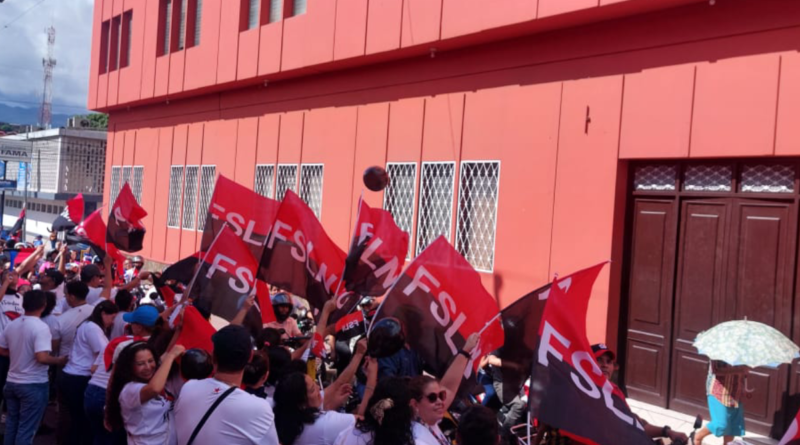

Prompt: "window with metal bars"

[182,166,199,230]
[416,162,455,256]
[455,161,500,272]
[247,0,260,29]
[167,166,184,228]
[384,163,417,259]
[255,165,275,198]
[268,0,282,22]
[161,0,172,56]
[178,0,187,50]
[293,0,306,16]
[194,0,202,46]
[121,166,132,192]
[132,166,144,203]
[299,164,324,218]
[276,164,298,200]
[197,165,216,231]
[109,166,122,216]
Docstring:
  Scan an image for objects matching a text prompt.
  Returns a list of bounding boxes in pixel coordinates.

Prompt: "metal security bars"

[269,0,282,22]
[456,161,500,272]
[416,162,455,256]
[182,166,199,230]
[255,165,275,198]
[132,166,144,204]
[293,0,307,16]
[197,165,216,231]
[109,166,122,216]
[122,166,132,190]
[384,163,417,259]
[167,166,184,228]
[276,164,298,200]
[248,0,260,29]
[299,164,324,218]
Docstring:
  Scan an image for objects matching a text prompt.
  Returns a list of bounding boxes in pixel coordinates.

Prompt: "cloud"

[0,0,94,115]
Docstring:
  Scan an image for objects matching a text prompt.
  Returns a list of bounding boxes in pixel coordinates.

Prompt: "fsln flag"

[372,236,504,378]
[779,408,800,445]
[9,208,24,238]
[52,193,84,232]
[529,262,652,445]
[259,190,347,311]
[335,310,366,342]
[201,175,280,260]
[343,197,409,296]
[175,306,216,354]
[67,209,125,265]
[107,183,147,252]
[496,283,551,404]
[160,253,201,285]
[254,279,277,325]
[189,225,259,322]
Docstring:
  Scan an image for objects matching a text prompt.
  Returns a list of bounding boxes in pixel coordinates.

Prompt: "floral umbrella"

[694,319,800,368]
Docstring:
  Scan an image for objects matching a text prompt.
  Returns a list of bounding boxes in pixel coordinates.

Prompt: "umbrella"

[694,319,800,368]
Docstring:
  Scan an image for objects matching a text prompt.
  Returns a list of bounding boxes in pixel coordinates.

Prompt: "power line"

[1,0,48,30]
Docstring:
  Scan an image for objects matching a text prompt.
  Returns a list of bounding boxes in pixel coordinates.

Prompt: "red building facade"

[90,0,800,436]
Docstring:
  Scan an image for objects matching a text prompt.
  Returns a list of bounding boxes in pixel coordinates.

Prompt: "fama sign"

[0,140,33,163]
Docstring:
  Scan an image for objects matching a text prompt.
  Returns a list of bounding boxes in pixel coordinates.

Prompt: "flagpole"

[185,222,228,300]
[477,311,502,335]
[334,191,364,303]
[527,411,532,445]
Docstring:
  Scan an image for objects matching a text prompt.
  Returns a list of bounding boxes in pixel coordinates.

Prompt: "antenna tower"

[40,26,56,129]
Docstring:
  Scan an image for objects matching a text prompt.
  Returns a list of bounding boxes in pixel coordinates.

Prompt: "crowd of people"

[0,236,713,445]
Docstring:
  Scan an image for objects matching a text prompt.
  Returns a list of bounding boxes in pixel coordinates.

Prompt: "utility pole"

[40,26,56,129]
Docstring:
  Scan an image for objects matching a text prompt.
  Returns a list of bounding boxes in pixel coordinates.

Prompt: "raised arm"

[440,333,479,412]
[139,344,185,404]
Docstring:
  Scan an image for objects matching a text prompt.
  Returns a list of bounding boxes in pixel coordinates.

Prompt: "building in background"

[88,0,800,437]
[0,126,107,240]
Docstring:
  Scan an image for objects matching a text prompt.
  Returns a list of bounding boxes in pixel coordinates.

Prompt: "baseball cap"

[80,264,103,282]
[591,343,616,360]
[43,269,65,287]
[123,305,160,327]
[212,325,253,369]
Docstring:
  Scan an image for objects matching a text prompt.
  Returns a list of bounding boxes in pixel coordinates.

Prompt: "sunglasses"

[424,391,447,403]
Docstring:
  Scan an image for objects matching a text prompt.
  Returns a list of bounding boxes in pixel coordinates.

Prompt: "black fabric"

[187,386,236,445]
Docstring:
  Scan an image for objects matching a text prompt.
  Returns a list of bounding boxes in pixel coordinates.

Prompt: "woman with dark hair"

[105,341,184,445]
[334,377,425,445]
[61,300,118,445]
[408,333,480,445]
[243,352,270,399]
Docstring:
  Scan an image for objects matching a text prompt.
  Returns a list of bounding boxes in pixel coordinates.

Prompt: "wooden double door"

[624,196,798,437]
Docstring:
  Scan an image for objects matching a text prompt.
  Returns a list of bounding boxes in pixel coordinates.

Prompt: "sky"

[0,0,95,116]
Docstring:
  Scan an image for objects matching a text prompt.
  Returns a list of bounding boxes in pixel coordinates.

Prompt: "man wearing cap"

[174,325,279,445]
[39,268,66,315]
[122,305,160,338]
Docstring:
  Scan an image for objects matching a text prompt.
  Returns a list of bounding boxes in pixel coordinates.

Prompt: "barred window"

[197,165,216,231]
[255,165,275,198]
[167,166,184,228]
[293,0,306,16]
[384,163,417,259]
[132,166,144,203]
[456,161,500,272]
[247,0,260,29]
[178,0,187,50]
[299,164,324,218]
[122,166,132,189]
[268,0,282,22]
[276,164,298,200]
[109,166,122,215]
[161,0,172,56]
[416,162,455,256]
[194,0,202,46]
[182,166,199,230]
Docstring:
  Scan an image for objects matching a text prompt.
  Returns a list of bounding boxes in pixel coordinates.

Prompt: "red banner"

[176,306,216,353]
[335,310,365,341]
[530,262,652,445]
[343,197,409,296]
[372,236,504,378]
[69,209,125,266]
[254,279,277,325]
[53,193,84,232]
[107,183,147,252]
[780,409,800,445]
[259,190,346,311]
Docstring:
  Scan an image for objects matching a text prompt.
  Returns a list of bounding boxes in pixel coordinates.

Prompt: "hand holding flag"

[107,183,147,252]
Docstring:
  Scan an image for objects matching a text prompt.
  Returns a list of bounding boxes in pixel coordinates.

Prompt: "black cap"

[212,325,253,371]
[591,343,616,360]
[80,264,103,282]
[43,269,65,287]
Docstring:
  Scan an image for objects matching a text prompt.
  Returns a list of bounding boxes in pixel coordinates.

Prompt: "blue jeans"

[59,372,92,445]
[84,384,125,445]
[3,381,49,445]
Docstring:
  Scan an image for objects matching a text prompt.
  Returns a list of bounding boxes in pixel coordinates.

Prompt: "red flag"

[107,183,147,252]
[189,225,259,322]
[52,193,84,232]
[529,262,653,445]
[372,236,504,378]
[779,409,800,445]
[176,306,216,353]
[201,175,280,260]
[255,280,277,325]
[343,197,409,296]
[9,208,24,237]
[67,209,125,266]
[311,332,325,357]
[259,190,346,311]
[335,310,365,341]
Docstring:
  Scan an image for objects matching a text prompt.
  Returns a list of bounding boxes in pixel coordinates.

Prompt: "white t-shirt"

[0,316,52,384]
[294,411,355,445]
[63,322,108,376]
[0,293,24,332]
[86,287,117,306]
[334,427,433,445]
[110,312,128,340]
[120,382,172,445]
[50,283,67,316]
[174,378,279,445]
[412,422,448,445]
[88,352,110,390]
[52,304,95,357]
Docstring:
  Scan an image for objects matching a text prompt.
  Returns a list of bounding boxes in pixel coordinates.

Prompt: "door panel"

[670,200,729,415]
[625,199,678,406]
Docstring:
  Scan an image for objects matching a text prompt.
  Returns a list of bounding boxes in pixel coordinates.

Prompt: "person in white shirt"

[0,270,24,412]
[174,325,280,445]
[409,333,480,445]
[61,300,118,445]
[81,263,116,306]
[110,290,135,340]
[106,341,185,445]
[0,290,68,445]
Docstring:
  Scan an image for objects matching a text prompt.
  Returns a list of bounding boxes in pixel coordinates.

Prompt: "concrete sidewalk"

[628,398,778,445]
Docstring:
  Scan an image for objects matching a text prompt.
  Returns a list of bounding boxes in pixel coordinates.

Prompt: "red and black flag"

[259,190,346,311]
[254,280,277,325]
[779,408,800,445]
[188,225,259,322]
[529,262,652,445]
[335,310,366,342]
[175,306,216,354]
[160,253,201,285]
[67,209,125,265]
[494,283,551,404]
[52,193,84,232]
[107,183,147,252]
[371,236,504,379]
[343,197,409,296]
[201,175,280,260]
[9,208,24,238]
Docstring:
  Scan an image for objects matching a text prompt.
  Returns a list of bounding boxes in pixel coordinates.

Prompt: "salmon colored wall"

[776,52,800,156]
[351,103,390,221]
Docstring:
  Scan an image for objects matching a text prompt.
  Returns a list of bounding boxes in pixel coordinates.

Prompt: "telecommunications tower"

[40,26,56,129]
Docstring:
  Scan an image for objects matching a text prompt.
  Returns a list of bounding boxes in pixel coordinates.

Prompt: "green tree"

[84,113,108,130]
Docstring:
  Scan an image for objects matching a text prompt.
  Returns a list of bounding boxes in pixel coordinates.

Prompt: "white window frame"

[299,163,324,219]
[383,162,418,260]
[132,166,144,204]
[181,165,200,231]
[167,165,184,229]
[415,161,456,257]
[276,163,299,200]
[254,164,276,199]
[196,165,216,231]
[109,166,122,216]
[455,160,501,273]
